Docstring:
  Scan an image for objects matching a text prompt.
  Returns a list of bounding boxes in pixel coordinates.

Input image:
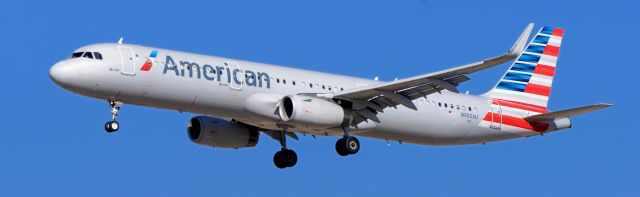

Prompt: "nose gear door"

[118,46,136,75]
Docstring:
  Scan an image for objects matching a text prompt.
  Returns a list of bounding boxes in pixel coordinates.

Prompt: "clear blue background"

[1,0,637,196]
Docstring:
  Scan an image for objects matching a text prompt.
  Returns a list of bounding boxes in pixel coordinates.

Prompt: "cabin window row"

[176,65,346,91]
[437,101,474,112]
[273,77,344,91]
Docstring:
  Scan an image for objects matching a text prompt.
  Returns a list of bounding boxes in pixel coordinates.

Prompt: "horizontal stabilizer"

[524,103,613,121]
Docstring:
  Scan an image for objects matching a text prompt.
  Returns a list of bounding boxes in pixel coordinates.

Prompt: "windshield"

[70,51,103,60]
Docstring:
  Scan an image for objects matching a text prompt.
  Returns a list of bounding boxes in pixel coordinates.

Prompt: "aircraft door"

[226,61,243,90]
[489,100,502,130]
[118,46,136,75]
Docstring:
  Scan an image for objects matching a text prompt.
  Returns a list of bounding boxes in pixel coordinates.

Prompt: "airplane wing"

[524,103,613,121]
[333,23,534,121]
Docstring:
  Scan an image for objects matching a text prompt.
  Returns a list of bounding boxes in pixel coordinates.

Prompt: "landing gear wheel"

[335,137,360,156]
[345,137,360,154]
[105,100,122,133]
[273,149,297,169]
[335,138,349,156]
[105,121,119,132]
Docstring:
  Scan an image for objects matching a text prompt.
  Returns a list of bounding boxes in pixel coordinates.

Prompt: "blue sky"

[1,0,638,196]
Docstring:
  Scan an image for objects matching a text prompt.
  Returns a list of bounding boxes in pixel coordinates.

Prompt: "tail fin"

[484,26,565,113]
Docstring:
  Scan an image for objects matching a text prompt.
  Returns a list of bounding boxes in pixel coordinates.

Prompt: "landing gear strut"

[336,128,360,156]
[104,100,122,133]
[273,131,297,169]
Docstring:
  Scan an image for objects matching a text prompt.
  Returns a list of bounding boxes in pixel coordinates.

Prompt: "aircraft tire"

[274,149,297,168]
[105,121,119,132]
[345,137,360,155]
[335,138,349,156]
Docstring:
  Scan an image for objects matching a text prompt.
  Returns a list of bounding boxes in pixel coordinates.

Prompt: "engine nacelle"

[278,95,348,129]
[187,116,259,148]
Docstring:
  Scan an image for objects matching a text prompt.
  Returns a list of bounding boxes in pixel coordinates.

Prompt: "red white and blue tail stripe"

[485,26,564,114]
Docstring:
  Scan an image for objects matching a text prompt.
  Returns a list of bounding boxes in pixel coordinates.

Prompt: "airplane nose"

[49,61,70,86]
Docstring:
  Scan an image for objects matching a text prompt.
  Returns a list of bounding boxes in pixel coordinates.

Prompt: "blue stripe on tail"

[496,81,527,92]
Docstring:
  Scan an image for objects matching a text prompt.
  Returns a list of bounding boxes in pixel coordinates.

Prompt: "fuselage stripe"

[482,112,549,133]
[492,98,548,113]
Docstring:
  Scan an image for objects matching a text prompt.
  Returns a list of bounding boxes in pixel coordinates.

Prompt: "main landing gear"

[104,100,122,133]
[335,128,360,156]
[273,131,297,169]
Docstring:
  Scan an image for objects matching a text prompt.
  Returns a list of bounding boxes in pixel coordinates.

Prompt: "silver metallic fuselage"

[50,43,541,146]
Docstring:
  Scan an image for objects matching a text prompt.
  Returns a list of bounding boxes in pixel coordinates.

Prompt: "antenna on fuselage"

[117,37,124,44]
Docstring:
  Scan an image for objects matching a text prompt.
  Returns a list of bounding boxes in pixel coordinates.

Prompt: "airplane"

[49,23,612,168]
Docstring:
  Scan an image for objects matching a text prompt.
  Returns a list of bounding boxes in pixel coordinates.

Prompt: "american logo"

[140,50,158,71]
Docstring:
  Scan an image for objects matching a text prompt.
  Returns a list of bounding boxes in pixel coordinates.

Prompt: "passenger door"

[118,46,136,75]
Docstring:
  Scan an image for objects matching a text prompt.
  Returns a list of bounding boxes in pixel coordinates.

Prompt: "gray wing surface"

[333,23,534,123]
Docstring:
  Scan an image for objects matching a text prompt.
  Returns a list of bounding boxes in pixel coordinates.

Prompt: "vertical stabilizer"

[484,26,565,114]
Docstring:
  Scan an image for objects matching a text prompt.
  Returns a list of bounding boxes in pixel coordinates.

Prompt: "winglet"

[508,23,534,56]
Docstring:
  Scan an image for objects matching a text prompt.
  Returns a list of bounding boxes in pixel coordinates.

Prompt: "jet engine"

[187,116,259,148]
[278,95,349,129]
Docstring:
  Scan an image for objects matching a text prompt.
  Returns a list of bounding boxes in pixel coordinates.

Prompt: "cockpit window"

[94,52,103,60]
[71,52,84,58]
[83,52,94,59]
[70,51,103,60]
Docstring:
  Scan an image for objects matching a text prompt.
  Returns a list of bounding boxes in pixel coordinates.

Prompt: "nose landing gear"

[105,100,122,133]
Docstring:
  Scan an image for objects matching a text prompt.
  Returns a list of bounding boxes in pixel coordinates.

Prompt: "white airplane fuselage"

[49,43,561,146]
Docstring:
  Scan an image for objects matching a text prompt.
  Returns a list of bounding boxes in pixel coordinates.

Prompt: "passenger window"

[276,79,280,83]
[438,102,442,107]
[341,88,344,91]
[322,85,326,89]
[83,52,94,59]
[283,79,287,84]
[310,84,313,88]
[94,52,103,60]
[444,103,448,108]
[293,81,296,85]
[468,107,472,111]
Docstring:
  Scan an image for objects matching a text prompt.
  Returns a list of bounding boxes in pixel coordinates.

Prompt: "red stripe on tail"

[543,45,560,57]
[552,28,564,37]
[524,83,551,96]
[533,64,556,77]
